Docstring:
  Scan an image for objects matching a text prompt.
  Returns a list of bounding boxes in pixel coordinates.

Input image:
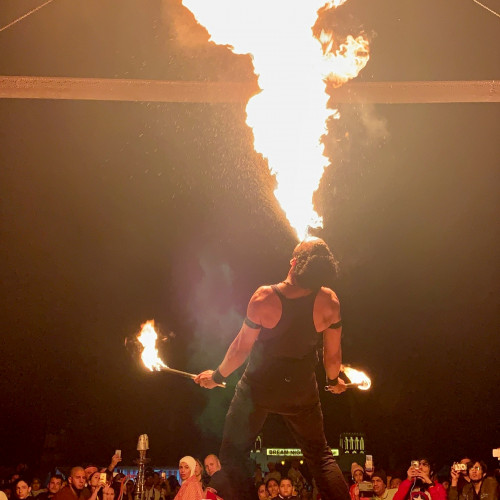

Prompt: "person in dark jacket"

[449,460,498,500]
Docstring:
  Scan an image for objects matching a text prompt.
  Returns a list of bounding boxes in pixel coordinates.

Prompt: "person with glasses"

[392,459,446,500]
[449,460,498,500]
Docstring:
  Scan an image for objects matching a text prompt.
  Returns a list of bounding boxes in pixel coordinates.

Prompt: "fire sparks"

[137,320,168,371]
[341,365,372,390]
[181,0,369,240]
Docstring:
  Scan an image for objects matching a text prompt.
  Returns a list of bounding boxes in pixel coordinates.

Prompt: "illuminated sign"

[340,432,366,454]
[266,448,339,457]
[267,448,302,457]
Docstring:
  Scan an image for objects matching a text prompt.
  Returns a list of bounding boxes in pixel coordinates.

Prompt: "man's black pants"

[218,378,350,500]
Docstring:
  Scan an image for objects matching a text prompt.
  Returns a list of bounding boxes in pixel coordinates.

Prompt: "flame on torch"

[137,320,168,371]
[134,320,225,385]
[341,364,371,390]
[181,0,370,240]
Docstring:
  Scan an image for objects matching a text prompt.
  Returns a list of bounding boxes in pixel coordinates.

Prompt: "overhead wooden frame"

[0,76,498,103]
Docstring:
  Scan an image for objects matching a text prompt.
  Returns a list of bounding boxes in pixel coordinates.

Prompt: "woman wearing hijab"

[174,457,203,500]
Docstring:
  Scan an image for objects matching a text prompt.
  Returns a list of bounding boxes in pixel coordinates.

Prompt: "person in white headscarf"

[174,456,203,500]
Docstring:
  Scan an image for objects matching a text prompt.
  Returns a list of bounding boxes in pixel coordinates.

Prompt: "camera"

[359,482,374,498]
[411,461,420,469]
[452,463,467,472]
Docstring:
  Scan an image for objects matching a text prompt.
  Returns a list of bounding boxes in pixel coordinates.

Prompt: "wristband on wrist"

[326,376,339,386]
[212,367,227,384]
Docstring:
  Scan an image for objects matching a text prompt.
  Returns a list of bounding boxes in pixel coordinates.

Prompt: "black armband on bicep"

[328,320,342,329]
[244,316,262,329]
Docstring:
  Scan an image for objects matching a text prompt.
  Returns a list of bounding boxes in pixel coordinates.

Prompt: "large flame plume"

[182,0,369,240]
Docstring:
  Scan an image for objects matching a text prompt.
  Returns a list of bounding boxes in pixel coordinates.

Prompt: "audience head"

[84,465,99,481]
[371,470,387,497]
[389,477,401,489]
[351,463,364,483]
[279,478,293,498]
[467,460,487,483]
[88,472,101,489]
[257,482,269,500]
[144,469,154,488]
[47,475,63,496]
[266,478,279,498]
[179,456,196,483]
[13,479,31,500]
[30,479,42,493]
[194,459,203,480]
[101,485,115,500]
[68,468,86,492]
[204,455,221,477]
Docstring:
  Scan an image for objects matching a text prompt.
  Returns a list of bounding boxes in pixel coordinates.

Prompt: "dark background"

[1,0,499,474]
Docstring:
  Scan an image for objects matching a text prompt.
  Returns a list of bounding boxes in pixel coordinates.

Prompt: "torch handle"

[324,382,361,391]
[161,366,226,388]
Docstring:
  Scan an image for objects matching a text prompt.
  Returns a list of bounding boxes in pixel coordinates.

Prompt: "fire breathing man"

[195,237,349,500]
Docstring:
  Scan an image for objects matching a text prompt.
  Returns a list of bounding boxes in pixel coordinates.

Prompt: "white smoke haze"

[186,252,243,371]
[358,103,389,146]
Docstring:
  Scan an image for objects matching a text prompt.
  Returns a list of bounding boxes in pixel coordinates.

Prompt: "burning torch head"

[341,365,372,390]
[125,320,174,372]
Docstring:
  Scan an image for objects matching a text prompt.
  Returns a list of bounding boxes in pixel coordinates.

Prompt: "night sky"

[1,0,499,475]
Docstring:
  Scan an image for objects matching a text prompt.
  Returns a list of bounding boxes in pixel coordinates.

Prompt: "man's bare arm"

[323,326,347,394]
[218,324,260,377]
[323,327,342,381]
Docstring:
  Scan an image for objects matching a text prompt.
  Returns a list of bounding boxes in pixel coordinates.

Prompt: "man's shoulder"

[251,285,277,302]
[385,489,398,500]
[318,286,339,304]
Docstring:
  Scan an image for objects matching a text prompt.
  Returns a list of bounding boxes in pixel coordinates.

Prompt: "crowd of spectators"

[1,453,498,500]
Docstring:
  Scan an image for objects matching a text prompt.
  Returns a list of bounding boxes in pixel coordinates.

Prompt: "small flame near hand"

[341,365,371,390]
[137,320,168,371]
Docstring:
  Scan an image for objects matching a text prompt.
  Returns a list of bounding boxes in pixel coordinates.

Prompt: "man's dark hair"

[371,469,387,485]
[279,477,292,486]
[266,477,279,489]
[49,474,64,483]
[292,238,339,290]
[468,460,487,475]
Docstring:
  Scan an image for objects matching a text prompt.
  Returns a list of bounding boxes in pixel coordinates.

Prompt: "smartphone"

[411,460,419,469]
[161,472,166,479]
[365,455,373,473]
[100,473,107,484]
[115,449,122,458]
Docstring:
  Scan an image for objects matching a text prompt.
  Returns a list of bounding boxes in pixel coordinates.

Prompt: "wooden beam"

[328,80,500,104]
[0,76,260,103]
[0,76,498,103]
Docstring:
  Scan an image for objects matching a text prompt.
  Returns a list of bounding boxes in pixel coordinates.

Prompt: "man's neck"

[471,479,483,493]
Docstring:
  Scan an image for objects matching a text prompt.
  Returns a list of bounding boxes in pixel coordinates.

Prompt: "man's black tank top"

[243,284,320,387]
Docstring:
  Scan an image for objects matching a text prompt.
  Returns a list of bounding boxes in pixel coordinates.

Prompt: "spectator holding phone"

[349,463,365,500]
[449,460,498,500]
[371,470,397,500]
[392,459,446,500]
